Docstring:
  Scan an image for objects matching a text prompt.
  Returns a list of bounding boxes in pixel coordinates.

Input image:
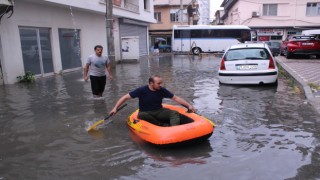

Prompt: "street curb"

[275,57,320,115]
[275,57,314,99]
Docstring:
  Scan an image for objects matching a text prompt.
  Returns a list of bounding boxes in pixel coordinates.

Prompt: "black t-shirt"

[129,85,174,111]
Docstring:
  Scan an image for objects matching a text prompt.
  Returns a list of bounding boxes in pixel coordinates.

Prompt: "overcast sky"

[210,0,223,19]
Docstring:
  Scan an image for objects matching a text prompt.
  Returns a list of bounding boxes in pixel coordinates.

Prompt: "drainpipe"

[293,0,297,28]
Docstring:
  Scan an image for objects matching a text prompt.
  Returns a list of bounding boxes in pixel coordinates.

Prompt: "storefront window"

[270,36,282,40]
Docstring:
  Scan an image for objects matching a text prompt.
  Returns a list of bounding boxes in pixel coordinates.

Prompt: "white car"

[218,43,278,85]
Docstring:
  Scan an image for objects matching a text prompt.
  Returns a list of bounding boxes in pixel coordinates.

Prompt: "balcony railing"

[123,2,139,13]
[100,0,139,13]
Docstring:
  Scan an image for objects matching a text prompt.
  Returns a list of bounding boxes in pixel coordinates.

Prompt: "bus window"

[215,30,224,38]
[240,30,250,43]
[191,30,201,38]
[181,30,191,38]
[225,29,242,39]
[174,30,180,38]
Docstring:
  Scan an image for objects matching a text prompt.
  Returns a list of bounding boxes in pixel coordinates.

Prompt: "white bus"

[172,25,256,55]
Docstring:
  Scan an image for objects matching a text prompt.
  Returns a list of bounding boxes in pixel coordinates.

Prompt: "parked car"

[159,44,171,52]
[280,35,320,59]
[265,41,281,56]
[154,37,171,53]
[218,43,278,85]
[150,44,172,53]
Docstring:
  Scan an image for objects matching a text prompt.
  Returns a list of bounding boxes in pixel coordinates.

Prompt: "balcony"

[100,0,139,13]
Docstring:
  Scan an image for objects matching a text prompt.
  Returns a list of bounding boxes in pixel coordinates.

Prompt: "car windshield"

[225,48,270,61]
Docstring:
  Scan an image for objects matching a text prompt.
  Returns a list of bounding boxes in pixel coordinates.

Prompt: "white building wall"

[197,0,210,25]
[0,1,107,84]
[0,0,155,84]
[223,0,320,27]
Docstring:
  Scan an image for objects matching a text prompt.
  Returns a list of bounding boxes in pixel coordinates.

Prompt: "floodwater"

[1,55,320,180]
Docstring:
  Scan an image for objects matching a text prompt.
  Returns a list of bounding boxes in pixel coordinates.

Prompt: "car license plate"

[302,42,313,46]
[236,65,257,70]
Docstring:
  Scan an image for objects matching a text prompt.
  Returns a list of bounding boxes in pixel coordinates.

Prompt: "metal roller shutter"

[119,23,148,56]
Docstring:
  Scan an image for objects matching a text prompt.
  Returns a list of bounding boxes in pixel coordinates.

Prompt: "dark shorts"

[90,75,106,95]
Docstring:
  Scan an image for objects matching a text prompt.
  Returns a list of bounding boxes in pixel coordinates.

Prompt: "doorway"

[58,29,81,70]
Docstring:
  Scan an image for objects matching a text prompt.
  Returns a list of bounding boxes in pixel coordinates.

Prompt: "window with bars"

[170,13,179,22]
[306,2,320,16]
[263,4,278,16]
[170,9,188,22]
[154,12,161,22]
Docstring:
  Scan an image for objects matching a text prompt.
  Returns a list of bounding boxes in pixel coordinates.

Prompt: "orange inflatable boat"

[127,104,215,146]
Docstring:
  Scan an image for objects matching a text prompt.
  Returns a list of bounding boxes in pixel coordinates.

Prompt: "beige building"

[217,0,320,41]
[149,0,190,50]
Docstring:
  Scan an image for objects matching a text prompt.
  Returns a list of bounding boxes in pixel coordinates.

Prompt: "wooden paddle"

[87,103,127,132]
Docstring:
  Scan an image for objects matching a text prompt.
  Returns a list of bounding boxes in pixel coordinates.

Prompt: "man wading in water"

[84,45,113,98]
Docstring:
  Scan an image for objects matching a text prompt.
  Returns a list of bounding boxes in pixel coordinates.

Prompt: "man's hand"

[188,105,196,113]
[84,76,89,82]
[109,107,117,116]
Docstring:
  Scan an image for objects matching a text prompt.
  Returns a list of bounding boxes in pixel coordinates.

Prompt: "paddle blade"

[87,119,105,132]
[86,103,127,132]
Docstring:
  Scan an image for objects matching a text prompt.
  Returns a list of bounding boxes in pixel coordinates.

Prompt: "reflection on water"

[1,55,320,179]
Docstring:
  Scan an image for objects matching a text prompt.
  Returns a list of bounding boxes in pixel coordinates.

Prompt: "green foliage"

[308,82,320,91]
[17,71,36,83]
[278,66,290,79]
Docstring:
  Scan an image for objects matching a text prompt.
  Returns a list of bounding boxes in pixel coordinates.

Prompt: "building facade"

[150,0,210,50]
[197,0,210,25]
[0,0,155,84]
[218,0,320,42]
[150,0,189,49]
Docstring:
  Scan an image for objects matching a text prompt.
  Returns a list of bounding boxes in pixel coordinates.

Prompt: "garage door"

[119,23,148,56]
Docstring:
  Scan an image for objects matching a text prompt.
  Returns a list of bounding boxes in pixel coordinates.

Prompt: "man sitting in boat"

[109,75,196,126]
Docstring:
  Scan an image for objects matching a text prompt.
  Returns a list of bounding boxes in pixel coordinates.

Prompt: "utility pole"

[106,0,115,68]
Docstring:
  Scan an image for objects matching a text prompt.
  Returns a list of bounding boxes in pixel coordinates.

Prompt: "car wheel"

[286,52,292,59]
[192,47,201,55]
[284,49,292,59]
[165,48,171,52]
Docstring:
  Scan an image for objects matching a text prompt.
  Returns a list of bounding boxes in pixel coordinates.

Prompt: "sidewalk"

[275,56,320,115]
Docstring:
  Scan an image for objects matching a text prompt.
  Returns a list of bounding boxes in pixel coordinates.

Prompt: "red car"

[280,35,320,59]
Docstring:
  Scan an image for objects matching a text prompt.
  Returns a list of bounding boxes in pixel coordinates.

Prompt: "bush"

[17,71,35,83]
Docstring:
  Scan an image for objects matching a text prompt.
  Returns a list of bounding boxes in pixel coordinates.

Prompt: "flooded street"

[1,55,320,180]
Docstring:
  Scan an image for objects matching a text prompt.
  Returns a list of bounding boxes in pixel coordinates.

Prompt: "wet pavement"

[1,54,320,180]
[275,56,320,115]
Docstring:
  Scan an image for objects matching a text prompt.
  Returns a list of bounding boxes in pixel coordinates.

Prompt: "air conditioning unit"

[252,11,260,17]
